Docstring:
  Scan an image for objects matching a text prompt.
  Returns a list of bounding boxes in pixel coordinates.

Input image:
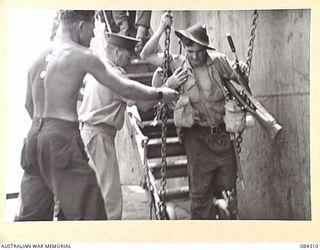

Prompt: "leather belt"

[80,122,117,136]
[192,124,226,135]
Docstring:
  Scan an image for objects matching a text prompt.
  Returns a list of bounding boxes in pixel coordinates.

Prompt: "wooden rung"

[147,138,185,158]
[148,137,180,145]
[148,156,187,168]
[151,164,188,179]
[141,119,174,127]
[142,129,177,140]
[163,187,189,201]
[126,59,157,73]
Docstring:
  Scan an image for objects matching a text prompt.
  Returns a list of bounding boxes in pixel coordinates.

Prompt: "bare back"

[43,42,91,122]
[25,48,53,118]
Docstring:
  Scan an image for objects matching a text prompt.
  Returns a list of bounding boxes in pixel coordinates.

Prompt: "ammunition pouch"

[224,99,246,133]
[173,94,194,128]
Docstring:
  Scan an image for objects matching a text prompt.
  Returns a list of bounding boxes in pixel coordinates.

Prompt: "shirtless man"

[15,10,178,221]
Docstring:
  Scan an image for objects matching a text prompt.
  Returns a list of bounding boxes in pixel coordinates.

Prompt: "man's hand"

[232,60,250,91]
[232,60,248,76]
[165,66,188,89]
[157,86,179,104]
[159,12,173,32]
[238,61,248,76]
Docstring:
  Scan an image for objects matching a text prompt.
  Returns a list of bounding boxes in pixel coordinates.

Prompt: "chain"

[162,14,171,83]
[158,11,172,219]
[236,131,243,154]
[236,10,258,154]
[246,10,258,76]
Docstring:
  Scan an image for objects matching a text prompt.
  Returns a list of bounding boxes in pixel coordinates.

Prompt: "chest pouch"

[224,99,246,133]
[173,94,194,128]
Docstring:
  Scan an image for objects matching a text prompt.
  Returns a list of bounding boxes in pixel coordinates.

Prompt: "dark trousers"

[112,11,151,36]
[181,126,237,219]
[15,118,107,221]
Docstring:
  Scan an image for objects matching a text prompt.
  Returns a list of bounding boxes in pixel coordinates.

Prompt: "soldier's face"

[185,43,207,67]
[116,48,132,68]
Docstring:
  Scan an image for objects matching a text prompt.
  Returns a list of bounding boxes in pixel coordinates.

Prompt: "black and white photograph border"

[0,0,319,245]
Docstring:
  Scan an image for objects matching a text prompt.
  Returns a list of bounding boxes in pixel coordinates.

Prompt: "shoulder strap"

[208,55,228,98]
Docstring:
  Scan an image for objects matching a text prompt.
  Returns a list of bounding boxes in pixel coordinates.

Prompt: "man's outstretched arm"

[82,51,178,104]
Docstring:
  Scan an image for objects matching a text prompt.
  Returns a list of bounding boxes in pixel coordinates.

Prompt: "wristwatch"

[156,88,163,100]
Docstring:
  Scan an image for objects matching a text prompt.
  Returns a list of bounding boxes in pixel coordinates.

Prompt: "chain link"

[236,10,258,154]
[158,11,172,219]
[236,131,243,154]
[246,10,258,76]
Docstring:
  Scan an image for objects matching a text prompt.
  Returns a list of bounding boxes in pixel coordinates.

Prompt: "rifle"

[226,33,282,140]
[226,33,251,94]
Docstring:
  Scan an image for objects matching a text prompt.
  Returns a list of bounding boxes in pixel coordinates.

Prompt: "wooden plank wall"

[150,9,310,220]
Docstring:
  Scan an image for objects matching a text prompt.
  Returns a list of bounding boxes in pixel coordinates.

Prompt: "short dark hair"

[59,10,95,24]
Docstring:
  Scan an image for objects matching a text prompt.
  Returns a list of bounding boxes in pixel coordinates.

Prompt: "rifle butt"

[254,109,282,139]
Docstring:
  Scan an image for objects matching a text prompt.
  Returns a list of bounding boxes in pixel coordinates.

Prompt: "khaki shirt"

[78,60,131,130]
[170,52,238,127]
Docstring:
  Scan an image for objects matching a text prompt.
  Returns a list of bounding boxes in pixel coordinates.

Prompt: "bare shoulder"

[28,48,52,76]
[60,45,95,62]
[72,47,103,70]
[54,45,103,76]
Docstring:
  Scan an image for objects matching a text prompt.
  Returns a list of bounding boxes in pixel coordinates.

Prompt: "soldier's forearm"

[140,27,162,59]
[121,78,160,101]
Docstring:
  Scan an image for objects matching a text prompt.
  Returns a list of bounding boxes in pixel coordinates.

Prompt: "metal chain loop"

[158,11,172,219]
[236,131,243,154]
[246,10,258,76]
[162,15,171,83]
[236,10,258,154]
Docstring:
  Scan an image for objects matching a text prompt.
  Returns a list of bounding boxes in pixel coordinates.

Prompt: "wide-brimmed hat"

[174,23,215,50]
[106,32,140,53]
